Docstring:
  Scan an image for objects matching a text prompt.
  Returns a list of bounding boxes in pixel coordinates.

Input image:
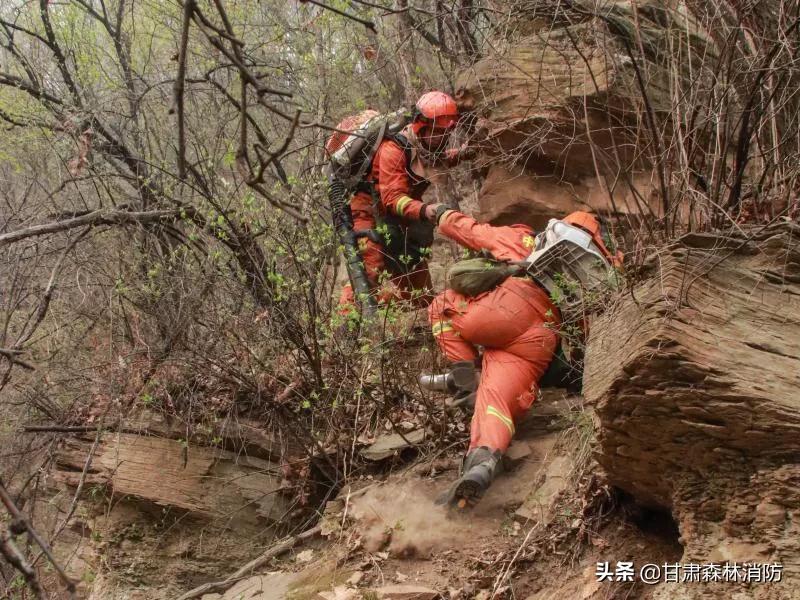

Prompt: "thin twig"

[299,0,376,31]
[191,6,291,97]
[0,478,76,595]
[176,525,321,600]
[0,528,44,599]
[33,425,103,566]
[248,109,301,185]
[15,227,91,350]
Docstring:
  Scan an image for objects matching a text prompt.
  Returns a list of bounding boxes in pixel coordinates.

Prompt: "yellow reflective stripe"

[431,321,454,336]
[487,406,515,434]
[440,209,455,224]
[395,196,413,216]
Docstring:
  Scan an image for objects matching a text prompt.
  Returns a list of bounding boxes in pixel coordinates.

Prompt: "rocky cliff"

[44,411,301,598]
[584,223,800,598]
[455,0,716,228]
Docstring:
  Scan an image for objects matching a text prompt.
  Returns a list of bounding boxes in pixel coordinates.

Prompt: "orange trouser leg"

[351,192,386,282]
[470,349,538,451]
[428,288,479,362]
[469,325,556,452]
[435,278,559,453]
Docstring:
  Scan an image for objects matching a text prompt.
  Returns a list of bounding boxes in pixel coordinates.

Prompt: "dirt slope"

[186,392,684,600]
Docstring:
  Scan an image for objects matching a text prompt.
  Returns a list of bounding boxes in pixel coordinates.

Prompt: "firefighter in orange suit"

[334,91,465,312]
[426,206,618,506]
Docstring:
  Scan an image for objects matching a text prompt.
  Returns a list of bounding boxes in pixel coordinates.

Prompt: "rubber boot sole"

[435,475,486,509]
[450,477,485,509]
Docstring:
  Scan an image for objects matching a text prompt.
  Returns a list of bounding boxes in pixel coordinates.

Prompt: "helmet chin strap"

[421,138,448,156]
[422,129,451,154]
[405,122,449,164]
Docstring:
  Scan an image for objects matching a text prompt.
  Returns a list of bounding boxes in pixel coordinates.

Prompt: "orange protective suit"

[338,136,433,310]
[428,210,561,453]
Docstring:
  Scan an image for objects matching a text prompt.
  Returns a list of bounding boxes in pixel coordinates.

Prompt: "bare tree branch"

[0,71,63,105]
[396,0,456,58]
[300,0,376,31]
[0,348,34,370]
[0,207,196,246]
[0,528,44,599]
[0,478,76,596]
[39,0,84,108]
[174,0,196,179]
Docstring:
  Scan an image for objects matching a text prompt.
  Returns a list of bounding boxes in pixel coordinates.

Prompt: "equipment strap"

[351,120,388,188]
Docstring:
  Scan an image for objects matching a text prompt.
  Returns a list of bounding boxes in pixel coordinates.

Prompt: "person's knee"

[427,292,449,324]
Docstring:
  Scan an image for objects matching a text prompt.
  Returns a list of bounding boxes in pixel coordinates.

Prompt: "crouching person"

[425,206,619,508]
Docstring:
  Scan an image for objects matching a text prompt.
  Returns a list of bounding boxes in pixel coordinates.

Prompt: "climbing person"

[422,206,621,507]
[325,91,472,317]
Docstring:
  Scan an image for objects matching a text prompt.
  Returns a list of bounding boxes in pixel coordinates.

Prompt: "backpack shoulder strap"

[387,132,413,169]
[358,131,412,197]
[352,121,388,185]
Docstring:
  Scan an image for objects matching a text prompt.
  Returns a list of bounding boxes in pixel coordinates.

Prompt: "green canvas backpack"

[446,257,522,297]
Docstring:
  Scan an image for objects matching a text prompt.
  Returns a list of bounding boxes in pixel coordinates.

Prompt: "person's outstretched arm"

[432,207,536,261]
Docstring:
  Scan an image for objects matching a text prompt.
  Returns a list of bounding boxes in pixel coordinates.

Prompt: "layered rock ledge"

[585,222,800,598]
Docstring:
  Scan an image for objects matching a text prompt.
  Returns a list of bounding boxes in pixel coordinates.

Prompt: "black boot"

[436,447,502,508]
[449,360,478,394]
[449,361,478,410]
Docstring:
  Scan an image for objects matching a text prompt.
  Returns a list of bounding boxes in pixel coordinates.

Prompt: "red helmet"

[414,91,458,129]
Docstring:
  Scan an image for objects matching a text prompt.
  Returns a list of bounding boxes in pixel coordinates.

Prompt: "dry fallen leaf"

[296,549,314,563]
[67,129,93,177]
[361,45,377,61]
[347,571,364,586]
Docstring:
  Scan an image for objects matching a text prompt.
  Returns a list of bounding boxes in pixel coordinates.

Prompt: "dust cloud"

[348,481,467,558]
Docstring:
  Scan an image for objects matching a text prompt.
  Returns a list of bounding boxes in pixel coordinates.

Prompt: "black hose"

[328,178,377,316]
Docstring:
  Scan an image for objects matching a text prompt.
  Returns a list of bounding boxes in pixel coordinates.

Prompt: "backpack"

[325,108,411,189]
[446,257,522,297]
[522,217,620,313]
[531,216,622,390]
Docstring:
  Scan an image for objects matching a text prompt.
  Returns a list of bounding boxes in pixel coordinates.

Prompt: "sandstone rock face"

[456,1,714,225]
[584,223,800,598]
[477,163,660,229]
[55,434,288,524]
[49,413,300,598]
